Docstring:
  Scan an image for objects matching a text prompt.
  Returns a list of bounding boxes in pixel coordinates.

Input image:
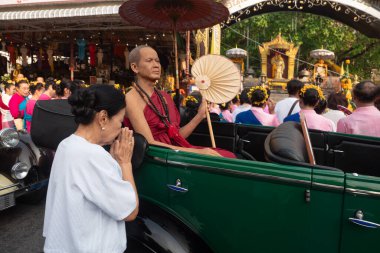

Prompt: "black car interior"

[31,100,380,177]
[189,121,380,177]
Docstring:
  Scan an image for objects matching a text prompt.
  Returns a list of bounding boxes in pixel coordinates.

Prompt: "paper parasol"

[191,54,241,104]
[191,55,241,148]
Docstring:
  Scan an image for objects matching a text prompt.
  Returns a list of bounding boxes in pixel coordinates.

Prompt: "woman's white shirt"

[1,94,14,122]
[323,109,346,129]
[43,134,136,253]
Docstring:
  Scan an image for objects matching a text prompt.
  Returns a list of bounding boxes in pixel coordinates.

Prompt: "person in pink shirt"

[25,82,45,133]
[219,101,233,122]
[8,79,30,130]
[284,84,335,132]
[230,96,239,113]
[337,81,380,137]
[235,85,279,127]
[1,82,16,129]
[39,78,57,101]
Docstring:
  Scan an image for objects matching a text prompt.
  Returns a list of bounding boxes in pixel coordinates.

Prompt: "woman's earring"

[101,127,105,131]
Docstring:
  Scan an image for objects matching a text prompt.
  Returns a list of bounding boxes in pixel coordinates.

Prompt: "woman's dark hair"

[173,93,184,105]
[68,84,126,125]
[219,101,231,110]
[314,98,327,114]
[300,88,320,107]
[30,83,44,95]
[45,77,57,90]
[232,96,239,104]
[327,92,348,110]
[4,82,15,91]
[250,89,267,108]
[183,91,202,125]
[55,79,81,97]
[240,88,250,104]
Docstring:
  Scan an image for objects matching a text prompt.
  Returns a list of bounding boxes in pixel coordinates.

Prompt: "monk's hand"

[196,99,207,119]
[192,147,222,157]
[110,128,135,165]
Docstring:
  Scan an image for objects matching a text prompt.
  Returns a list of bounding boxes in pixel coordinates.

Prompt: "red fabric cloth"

[113,43,125,58]
[7,45,16,66]
[0,95,4,130]
[0,95,9,110]
[88,43,96,67]
[9,93,25,119]
[124,90,236,158]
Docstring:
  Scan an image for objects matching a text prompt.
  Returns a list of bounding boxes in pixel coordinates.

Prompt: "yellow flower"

[185,95,198,104]
[299,84,325,100]
[345,59,351,65]
[248,85,269,105]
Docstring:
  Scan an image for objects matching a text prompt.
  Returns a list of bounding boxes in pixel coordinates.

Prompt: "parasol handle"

[205,102,216,148]
[300,113,315,165]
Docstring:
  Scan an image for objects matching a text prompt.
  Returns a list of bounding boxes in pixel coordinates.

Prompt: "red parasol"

[119,0,229,94]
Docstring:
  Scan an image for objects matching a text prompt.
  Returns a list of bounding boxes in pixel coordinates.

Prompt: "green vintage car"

[127,121,380,253]
[32,100,380,253]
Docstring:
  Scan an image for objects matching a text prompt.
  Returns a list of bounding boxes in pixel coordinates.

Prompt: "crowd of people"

[0,76,83,132]
[179,77,380,138]
[1,45,379,253]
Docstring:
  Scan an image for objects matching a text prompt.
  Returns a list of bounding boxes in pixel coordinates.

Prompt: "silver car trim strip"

[167,160,311,187]
[312,182,344,192]
[0,183,20,191]
[346,188,380,198]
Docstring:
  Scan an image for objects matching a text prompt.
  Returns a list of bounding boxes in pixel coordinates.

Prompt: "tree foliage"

[221,12,380,79]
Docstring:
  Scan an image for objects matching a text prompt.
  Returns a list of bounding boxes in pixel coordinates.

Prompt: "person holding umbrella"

[124,45,235,158]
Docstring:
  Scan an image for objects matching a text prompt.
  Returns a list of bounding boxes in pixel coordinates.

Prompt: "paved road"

[0,199,45,253]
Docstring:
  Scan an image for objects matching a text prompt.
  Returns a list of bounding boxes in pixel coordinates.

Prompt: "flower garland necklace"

[134,81,171,128]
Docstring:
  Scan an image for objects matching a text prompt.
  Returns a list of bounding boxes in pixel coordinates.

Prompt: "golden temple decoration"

[210,24,221,55]
[195,28,209,59]
[258,33,299,88]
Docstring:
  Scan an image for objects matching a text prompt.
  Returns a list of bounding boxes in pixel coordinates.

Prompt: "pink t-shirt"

[337,106,380,137]
[251,107,280,127]
[8,93,26,119]
[231,104,238,113]
[301,109,335,132]
[221,110,233,123]
[26,99,37,133]
[38,93,51,101]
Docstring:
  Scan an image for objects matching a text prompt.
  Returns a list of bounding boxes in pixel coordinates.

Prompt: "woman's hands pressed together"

[110,127,135,166]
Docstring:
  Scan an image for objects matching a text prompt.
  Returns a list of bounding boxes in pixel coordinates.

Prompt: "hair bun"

[68,88,97,124]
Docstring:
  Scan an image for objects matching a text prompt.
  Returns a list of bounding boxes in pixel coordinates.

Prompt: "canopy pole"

[173,25,180,109]
[186,31,190,78]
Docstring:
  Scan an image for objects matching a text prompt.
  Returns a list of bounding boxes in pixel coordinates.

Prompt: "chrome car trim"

[0,183,20,192]
[346,188,380,198]
[312,182,344,192]
[147,156,166,164]
[167,160,311,186]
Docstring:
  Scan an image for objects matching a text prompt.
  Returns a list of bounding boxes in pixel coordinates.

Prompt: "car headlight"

[0,128,20,148]
[11,162,30,180]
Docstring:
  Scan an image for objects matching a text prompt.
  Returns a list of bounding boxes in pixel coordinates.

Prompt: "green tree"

[221,12,380,79]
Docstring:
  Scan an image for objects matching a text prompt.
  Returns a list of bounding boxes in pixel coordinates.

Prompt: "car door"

[135,146,169,207]
[166,150,313,253]
[340,173,380,252]
[310,168,345,252]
